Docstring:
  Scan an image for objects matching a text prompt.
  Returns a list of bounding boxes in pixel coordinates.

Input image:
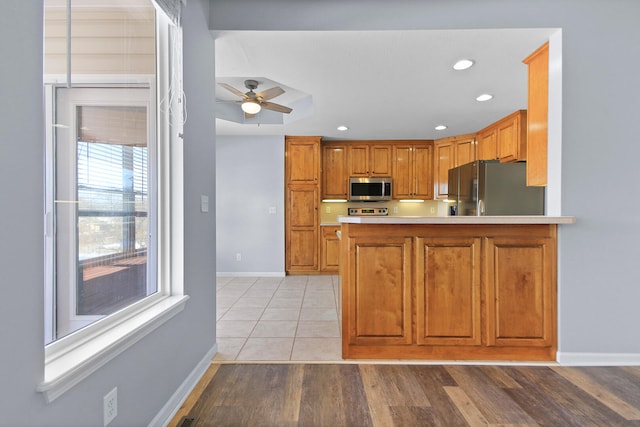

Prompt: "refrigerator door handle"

[478,199,485,216]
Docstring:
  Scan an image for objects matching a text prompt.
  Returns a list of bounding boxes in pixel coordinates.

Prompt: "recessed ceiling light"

[435,125,447,131]
[453,59,474,70]
[476,93,493,102]
[337,125,349,131]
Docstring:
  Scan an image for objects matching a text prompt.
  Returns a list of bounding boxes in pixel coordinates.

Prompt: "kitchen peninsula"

[338,215,574,361]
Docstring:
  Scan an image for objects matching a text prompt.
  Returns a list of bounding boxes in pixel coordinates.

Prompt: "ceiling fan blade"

[218,82,247,99]
[257,86,285,101]
[261,101,293,114]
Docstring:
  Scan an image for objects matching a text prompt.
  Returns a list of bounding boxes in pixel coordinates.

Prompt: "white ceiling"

[214,29,556,141]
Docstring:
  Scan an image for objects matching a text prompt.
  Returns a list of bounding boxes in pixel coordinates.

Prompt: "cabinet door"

[497,118,518,162]
[320,226,340,272]
[477,128,497,160]
[392,145,413,199]
[415,237,482,346]
[322,144,348,199]
[413,144,433,199]
[286,186,318,271]
[455,136,476,167]
[434,141,455,199]
[348,145,369,177]
[347,236,412,345]
[486,236,556,348]
[497,111,527,163]
[369,144,392,176]
[286,137,320,184]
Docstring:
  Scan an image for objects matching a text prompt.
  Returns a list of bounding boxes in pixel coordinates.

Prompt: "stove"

[348,207,389,216]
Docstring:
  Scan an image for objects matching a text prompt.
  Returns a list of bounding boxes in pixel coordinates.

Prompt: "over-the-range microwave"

[349,177,392,201]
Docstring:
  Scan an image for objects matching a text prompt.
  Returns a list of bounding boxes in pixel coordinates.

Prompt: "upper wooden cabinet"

[497,110,527,162]
[524,42,549,186]
[477,127,498,160]
[392,142,433,200]
[433,134,476,200]
[286,136,320,184]
[321,143,348,199]
[348,143,392,177]
[477,110,527,163]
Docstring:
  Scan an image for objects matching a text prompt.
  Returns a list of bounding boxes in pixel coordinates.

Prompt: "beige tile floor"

[214,275,342,361]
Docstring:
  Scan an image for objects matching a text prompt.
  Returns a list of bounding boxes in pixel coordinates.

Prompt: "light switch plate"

[200,195,209,213]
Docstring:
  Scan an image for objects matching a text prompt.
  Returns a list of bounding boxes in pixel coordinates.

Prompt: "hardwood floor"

[170,363,640,427]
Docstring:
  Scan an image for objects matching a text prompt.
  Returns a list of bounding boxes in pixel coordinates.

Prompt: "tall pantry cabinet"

[285,136,321,273]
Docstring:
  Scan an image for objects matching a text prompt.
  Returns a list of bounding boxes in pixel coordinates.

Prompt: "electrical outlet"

[104,387,117,426]
[236,253,241,262]
[325,206,331,213]
[430,207,435,214]
[393,206,398,214]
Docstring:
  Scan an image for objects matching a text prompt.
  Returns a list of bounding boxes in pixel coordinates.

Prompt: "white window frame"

[38,10,187,404]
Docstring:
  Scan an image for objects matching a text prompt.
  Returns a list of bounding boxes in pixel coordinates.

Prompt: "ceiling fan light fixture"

[241,100,261,114]
[453,59,474,70]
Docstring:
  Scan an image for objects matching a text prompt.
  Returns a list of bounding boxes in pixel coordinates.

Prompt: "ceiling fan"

[218,79,293,118]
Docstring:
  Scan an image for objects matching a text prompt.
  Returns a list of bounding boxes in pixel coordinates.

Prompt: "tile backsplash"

[320,200,450,224]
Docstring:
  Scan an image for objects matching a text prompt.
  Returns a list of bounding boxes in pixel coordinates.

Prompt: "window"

[40,0,186,402]
[49,89,158,341]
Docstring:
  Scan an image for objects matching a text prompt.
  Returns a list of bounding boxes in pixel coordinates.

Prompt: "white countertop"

[338,215,576,225]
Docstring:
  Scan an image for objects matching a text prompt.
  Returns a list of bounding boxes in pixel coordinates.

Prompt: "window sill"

[37,295,189,403]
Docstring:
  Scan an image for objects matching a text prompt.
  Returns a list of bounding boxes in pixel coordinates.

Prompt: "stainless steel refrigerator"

[447,160,545,216]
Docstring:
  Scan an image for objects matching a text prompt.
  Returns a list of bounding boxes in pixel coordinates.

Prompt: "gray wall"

[0,1,217,425]
[216,136,285,275]
[210,0,640,358]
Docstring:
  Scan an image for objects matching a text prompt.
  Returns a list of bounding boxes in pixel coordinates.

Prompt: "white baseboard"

[149,343,218,427]
[216,272,285,277]
[557,352,640,366]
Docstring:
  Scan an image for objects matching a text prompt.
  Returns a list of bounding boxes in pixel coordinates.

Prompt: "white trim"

[216,272,286,277]
[557,352,640,366]
[38,295,189,403]
[148,343,218,427]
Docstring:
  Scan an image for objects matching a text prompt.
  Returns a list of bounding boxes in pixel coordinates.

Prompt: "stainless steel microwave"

[349,177,392,201]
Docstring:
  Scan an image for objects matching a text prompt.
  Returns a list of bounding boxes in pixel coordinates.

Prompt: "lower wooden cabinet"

[346,236,413,346]
[320,226,340,272]
[341,223,557,361]
[415,237,482,346]
[486,236,556,348]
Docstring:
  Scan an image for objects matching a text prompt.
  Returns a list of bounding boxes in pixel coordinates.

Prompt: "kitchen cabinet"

[433,134,475,200]
[433,139,455,200]
[477,127,498,160]
[285,136,321,273]
[497,110,527,162]
[476,110,527,163]
[345,235,413,346]
[348,143,392,177]
[320,225,340,272]
[392,142,433,200]
[486,235,556,348]
[286,136,320,184]
[415,236,482,346]
[321,143,348,199]
[340,222,557,360]
[523,42,549,186]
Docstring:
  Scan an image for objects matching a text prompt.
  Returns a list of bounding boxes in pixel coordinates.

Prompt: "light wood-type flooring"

[170,363,640,426]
